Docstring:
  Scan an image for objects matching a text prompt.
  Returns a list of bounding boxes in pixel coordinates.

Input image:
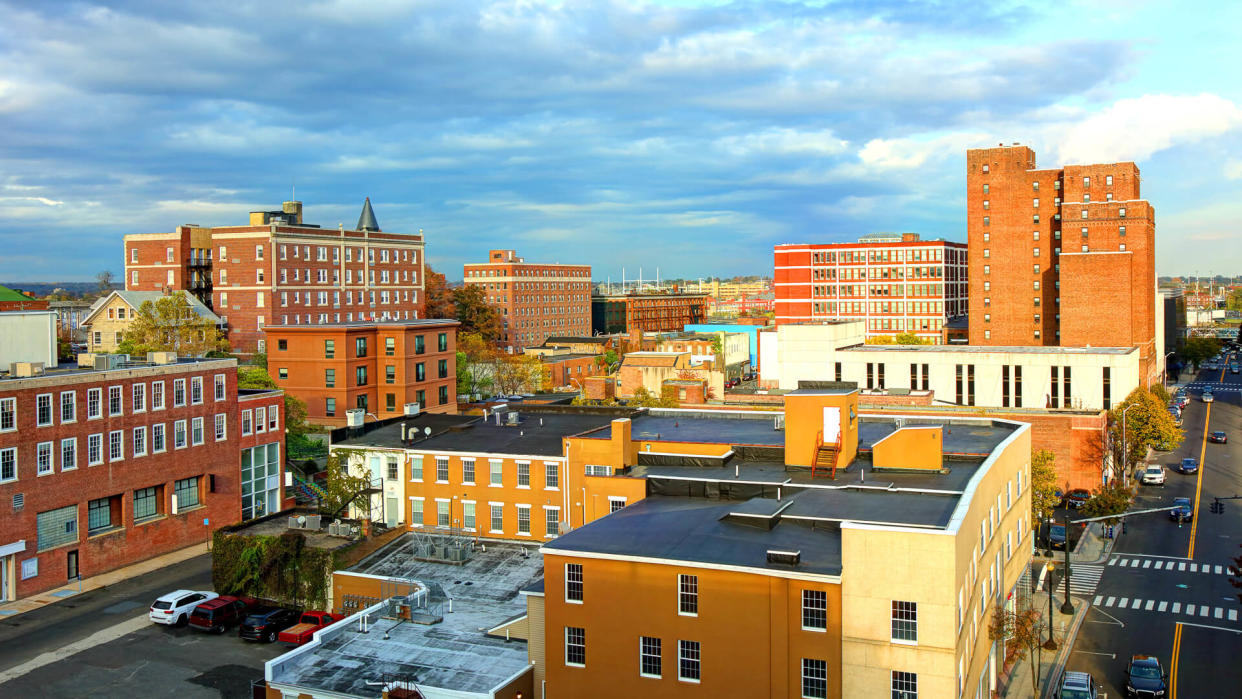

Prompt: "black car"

[1048,524,1067,550]
[1209,431,1227,444]
[1124,655,1167,697]
[1169,497,1193,523]
[238,607,301,643]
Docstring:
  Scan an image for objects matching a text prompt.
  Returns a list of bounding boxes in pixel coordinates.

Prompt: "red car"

[277,610,345,646]
[188,596,256,634]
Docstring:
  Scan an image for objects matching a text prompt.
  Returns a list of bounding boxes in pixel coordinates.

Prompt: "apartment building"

[265,319,458,427]
[591,292,709,335]
[463,249,592,352]
[966,145,1158,383]
[124,199,425,355]
[82,290,221,354]
[774,233,968,344]
[0,353,285,601]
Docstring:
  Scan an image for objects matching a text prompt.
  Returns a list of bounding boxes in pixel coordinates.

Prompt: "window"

[802,658,828,699]
[438,359,448,379]
[490,503,504,532]
[409,498,424,525]
[151,382,164,410]
[152,423,166,453]
[438,333,448,352]
[439,386,448,405]
[190,376,203,404]
[385,337,395,356]
[891,601,917,642]
[134,486,161,522]
[436,456,449,482]
[490,460,503,485]
[802,590,827,630]
[174,420,187,449]
[268,406,278,431]
[37,441,53,475]
[545,506,560,537]
[214,413,227,441]
[242,410,253,435]
[436,500,450,526]
[640,636,662,678]
[517,504,531,534]
[88,498,114,534]
[325,397,336,417]
[565,627,586,667]
[385,365,395,384]
[191,417,204,445]
[355,366,367,386]
[610,497,627,513]
[517,461,530,487]
[678,640,701,682]
[109,430,124,461]
[415,363,425,381]
[1119,207,1126,217]
[324,340,335,358]
[173,379,186,407]
[678,574,698,615]
[565,563,583,602]
[462,501,476,529]
[892,670,917,698]
[415,335,425,354]
[1033,198,1039,208]
[88,433,103,465]
[0,397,14,432]
[1106,174,1113,186]
[355,337,367,358]
[324,368,335,388]
[545,462,559,489]
[386,456,399,481]
[61,391,77,423]
[32,393,53,427]
[61,438,77,471]
[133,426,147,456]
[462,459,475,484]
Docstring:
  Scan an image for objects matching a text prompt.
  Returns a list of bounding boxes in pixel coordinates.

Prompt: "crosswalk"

[1066,563,1105,596]
[1181,382,1241,393]
[1091,594,1240,623]
[1107,556,1233,575]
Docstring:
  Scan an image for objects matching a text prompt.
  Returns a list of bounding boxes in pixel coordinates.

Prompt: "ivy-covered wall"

[212,529,339,610]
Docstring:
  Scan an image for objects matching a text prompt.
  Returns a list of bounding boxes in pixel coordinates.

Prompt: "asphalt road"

[0,552,282,698]
[1063,355,1242,698]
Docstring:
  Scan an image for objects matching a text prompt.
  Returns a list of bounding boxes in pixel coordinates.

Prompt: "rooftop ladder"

[811,429,842,480]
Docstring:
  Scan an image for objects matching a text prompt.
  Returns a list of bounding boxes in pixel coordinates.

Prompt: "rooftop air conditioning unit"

[507,411,520,425]
[147,351,178,365]
[345,409,366,428]
[404,402,421,416]
[9,362,44,378]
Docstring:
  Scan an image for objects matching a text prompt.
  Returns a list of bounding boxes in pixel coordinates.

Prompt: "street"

[1062,357,1242,698]
[0,553,280,698]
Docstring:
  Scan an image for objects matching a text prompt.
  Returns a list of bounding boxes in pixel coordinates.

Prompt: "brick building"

[0,354,285,601]
[463,249,591,352]
[124,199,425,355]
[265,319,458,427]
[591,292,708,335]
[0,285,49,312]
[966,145,1158,383]
[774,233,968,343]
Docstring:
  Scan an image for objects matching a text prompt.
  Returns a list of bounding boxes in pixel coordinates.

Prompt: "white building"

[0,311,58,370]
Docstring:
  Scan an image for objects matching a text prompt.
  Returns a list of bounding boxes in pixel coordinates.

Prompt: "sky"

[2,0,1241,283]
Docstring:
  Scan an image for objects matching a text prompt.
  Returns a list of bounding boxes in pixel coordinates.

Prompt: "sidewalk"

[0,542,208,620]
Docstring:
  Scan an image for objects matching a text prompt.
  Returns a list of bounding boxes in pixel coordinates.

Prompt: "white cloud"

[1052,94,1242,164]
[857,132,991,172]
[716,128,849,158]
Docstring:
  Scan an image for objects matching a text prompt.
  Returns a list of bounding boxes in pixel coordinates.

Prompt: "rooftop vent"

[766,549,801,565]
[147,351,177,365]
[345,408,365,428]
[9,362,44,378]
[403,402,421,416]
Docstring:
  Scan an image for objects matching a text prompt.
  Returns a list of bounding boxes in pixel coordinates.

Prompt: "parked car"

[1053,489,1065,507]
[1202,391,1214,403]
[1209,431,1228,444]
[277,610,345,646]
[1048,524,1068,550]
[149,590,218,626]
[188,596,255,634]
[1175,458,1199,475]
[1065,489,1092,509]
[1169,497,1193,523]
[239,607,302,643]
[1140,465,1165,486]
[1124,655,1167,697]
[1057,670,1099,699]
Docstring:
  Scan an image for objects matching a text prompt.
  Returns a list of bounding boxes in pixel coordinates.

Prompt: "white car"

[1202,391,1214,403]
[149,589,218,626]
[1141,465,1165,486]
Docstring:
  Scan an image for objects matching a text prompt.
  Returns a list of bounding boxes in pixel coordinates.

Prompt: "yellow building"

[82,290,220,353]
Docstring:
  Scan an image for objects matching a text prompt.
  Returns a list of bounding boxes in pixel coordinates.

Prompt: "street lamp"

[1060,511,1075,615]
[1163,351,1176,385]
[1044,563,1059,650]
[1121,403,1138,486]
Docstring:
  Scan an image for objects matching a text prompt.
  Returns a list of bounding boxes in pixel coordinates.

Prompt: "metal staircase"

[811,429,842,479]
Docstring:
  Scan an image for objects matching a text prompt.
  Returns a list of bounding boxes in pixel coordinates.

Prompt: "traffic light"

[1210,500,1225,515]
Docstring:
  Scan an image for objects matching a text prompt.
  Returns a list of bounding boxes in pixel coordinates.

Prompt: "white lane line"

[1143,560,1152,568]
[0,613,149,684]
[1179,563,1187,571]
[1178,621,1242,635]
[1230,610,1238,622]
[1158,602,1168,612]
[1105,596,1116,607]
[1145,600,1155,611]
[1094,595,1103,606]
[1119,597,1130,608]
[1108,558,1118,566]
[1173,603,1182,614]
[1190,563,1199,573]
[1215,608,1224,619]
[1187,604,1196,615]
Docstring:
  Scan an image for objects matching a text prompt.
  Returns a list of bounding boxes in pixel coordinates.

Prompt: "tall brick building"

[774,233,968,343]
[462,249,591,352]
[591,292,709,335]
[124,199,426,355]
[0,354,285,601]
[966,145,1158,383]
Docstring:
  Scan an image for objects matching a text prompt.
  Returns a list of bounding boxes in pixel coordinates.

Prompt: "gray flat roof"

[0,356,234,384]
[542,495,844,576]
[337,412,617,456]
[858,417,1012,456]
[330,413,480,449]
[589,410,785,447]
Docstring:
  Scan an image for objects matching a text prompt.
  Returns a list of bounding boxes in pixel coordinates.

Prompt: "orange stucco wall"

[784,391,859,468]
[871,426,943,471]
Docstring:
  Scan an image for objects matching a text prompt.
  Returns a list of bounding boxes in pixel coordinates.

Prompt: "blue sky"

[2,0,1240,282]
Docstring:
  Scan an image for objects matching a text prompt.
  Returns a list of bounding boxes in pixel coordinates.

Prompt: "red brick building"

[265,320,458,427]
[966,145,1158,383]
[462,249,591,352]
[0,355,285,601]
[773,233,968,343]
[124,199,426,355]
[0,285,50,312]
[591,292,709,334]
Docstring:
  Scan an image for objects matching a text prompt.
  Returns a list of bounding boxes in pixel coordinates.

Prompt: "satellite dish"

[424,426,432,436]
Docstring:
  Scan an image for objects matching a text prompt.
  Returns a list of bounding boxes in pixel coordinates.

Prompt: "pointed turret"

[356,197,381,232]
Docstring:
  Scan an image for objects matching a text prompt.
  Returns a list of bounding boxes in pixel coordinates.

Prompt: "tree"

[864,335,895,345]
[451,284,503,342]
[1108,387,1183,469]
[493,353,545,395]
[1181,336,1222,369]
[1082,479,1133,524]
[893,332,930,345]
[456,332,498,396]
[989,601,1047,696]
[117,292,229,357]
[1226,288,1242,312]
[423,264,455,319]
[595,349,619,371]
[1031,449,1060,539]
[96,270,115,293]
[710,335,724,371]
[320,452,374,518]
[629,386,678,408]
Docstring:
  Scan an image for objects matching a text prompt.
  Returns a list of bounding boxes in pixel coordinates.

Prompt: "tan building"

[616,351,725,400]
[82,290,220,354]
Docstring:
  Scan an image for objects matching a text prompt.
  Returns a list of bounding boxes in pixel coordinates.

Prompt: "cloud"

[1052,94,1242,164]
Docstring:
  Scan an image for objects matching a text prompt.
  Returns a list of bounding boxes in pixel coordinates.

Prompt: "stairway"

[292,475,328,502]
[811,432,842,479]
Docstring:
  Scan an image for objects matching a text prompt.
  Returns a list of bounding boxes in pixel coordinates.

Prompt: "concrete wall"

[0,311,58,369]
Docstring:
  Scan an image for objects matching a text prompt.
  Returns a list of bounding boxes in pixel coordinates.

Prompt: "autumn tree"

[1082,479,1133,524]
[493,354,546,395]
[989,601,1047,696]
[423,264,455,319]
[456,332,498,396]
[117,292,229,357]
[452,284,503,342]
[320,452,375,518]
[893,332,930,345]
[595,349,620,370]
[1108,387,1183,468]
[1030,449,1060,539]
[96,270,115,294]
[1180,336,1222,369]
[628,386,678,408]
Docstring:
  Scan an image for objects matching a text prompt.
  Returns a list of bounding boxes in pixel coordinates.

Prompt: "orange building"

[591,292,709,335]
[265,319,458,426]
[966,145,1158,383]
[463,249,592,352]
[124,199,426,355]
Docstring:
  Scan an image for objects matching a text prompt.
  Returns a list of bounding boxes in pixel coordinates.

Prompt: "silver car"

[1141,465,1165,486]
[1057,670,1099,699]
[149,589,218,626]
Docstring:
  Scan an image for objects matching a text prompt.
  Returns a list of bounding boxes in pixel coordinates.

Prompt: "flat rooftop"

[270,535,540,697]
[265,319,459,330]
[843,343,1136,355]
[330,412,480,449]
[589,409,785,447]
[337,411,618,456]
[0,356,233,384]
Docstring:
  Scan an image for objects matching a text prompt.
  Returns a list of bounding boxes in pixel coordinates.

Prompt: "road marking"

[1215,607,1224,619]
[1131,559,1142,567]
[1190,563,1198,573]
[1179,562,1186,571]
[1146,600,1155,611]
[1172,622,1182,699]
[1187,401,1210,559]
[1155,560,1165,569]
[1143,559,1152,568]
[1201,606,1210,617]
[1093,595,1103,606]
[0,613,148,683]
[1119,597,1130,608]
[1187,604,1196,615]
[1112,552,1192,560]
[1172,603,1181,613]
[1215,565,1223,574]
[1230,610,1238,622]
[1108,558,1118,566]
[1179,620,1242,635]
[1105,596,1116,607]
[1158,602,1168,612]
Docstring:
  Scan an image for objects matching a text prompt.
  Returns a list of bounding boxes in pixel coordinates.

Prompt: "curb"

[1040,596,1090,699]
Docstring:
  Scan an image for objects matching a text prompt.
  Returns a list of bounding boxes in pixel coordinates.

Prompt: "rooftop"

[334,409,623,456]
[590,408,785,447]
[86,290,219,324]
[843,343,1136,355]
[0,355,234,384]
[541,335,609,345]
[270,535,540,697]
[266,319,460,331]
